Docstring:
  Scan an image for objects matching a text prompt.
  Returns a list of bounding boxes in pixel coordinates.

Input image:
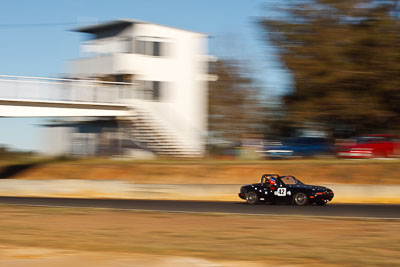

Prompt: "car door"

[274,178,294,203]
[261,180,290,203]
[273,183,291,203]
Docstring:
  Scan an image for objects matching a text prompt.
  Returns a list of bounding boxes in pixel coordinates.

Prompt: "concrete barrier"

[0,180,399,204]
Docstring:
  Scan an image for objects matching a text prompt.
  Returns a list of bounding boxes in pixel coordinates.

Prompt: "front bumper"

[238,193,246,200]
[310,192,334,203]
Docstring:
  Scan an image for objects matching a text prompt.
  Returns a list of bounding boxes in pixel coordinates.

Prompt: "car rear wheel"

[246,191,259,205]
[293,192,308,206]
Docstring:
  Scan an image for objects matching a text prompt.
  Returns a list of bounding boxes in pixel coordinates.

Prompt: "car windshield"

[280,176,304,185]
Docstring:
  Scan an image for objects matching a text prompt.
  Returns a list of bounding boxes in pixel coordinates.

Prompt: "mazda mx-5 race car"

[238,174,334,205]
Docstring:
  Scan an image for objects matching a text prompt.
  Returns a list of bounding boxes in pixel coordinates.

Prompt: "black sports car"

[238,174,334,205]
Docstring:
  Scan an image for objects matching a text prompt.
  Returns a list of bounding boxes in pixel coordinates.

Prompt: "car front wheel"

[246,191,259,205]
[293,192,308,206]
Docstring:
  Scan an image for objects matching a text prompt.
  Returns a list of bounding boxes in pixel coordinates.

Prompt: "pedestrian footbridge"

[0,75,203,156]
[0,75,133,117]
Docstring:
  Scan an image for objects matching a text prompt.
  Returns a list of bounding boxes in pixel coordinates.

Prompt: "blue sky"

[0,0,290,151]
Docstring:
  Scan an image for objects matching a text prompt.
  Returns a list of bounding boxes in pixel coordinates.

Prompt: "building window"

[135,40,146,55]
[135,40,163,57]
[153,42,161,57]
[152,81,160,100]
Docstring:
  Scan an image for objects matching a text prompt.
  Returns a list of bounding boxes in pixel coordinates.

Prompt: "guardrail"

[0,75,138,104]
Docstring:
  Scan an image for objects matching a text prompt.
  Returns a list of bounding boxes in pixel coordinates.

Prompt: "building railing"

[0,75,137,104]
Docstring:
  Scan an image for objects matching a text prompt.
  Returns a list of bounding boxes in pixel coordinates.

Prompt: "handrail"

[0,74,139,104]
[0,74,137,85]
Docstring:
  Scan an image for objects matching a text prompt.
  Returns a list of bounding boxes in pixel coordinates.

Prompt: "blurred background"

[1,0,400,161]
[1,2,400,267]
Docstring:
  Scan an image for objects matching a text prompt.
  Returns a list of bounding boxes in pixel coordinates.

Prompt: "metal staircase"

[127,101,203,157]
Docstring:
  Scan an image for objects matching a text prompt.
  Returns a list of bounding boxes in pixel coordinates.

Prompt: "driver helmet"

[268,177,276,185]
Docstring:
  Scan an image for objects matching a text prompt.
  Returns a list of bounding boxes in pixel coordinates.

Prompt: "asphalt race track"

[0,197,399,219]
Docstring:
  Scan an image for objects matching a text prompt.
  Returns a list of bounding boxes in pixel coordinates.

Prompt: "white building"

[64,19,211,157]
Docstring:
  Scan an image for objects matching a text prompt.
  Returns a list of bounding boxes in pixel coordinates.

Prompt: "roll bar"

[260,174,280,185]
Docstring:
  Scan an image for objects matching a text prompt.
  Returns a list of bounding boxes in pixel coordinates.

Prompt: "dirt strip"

[0,180,400,203]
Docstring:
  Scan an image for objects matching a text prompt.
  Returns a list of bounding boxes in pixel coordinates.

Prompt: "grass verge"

[3,157,400,184]
[0,204,399,266]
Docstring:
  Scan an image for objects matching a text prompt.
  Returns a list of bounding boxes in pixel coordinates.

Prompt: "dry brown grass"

[6,158,400,184]
[0,204,399,266]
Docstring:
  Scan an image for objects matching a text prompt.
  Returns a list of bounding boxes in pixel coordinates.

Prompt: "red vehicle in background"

[336,134,400,159]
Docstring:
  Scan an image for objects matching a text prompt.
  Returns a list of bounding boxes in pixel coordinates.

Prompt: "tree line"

[208,0,400,149]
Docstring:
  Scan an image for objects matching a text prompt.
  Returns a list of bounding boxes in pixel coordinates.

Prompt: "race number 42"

[277,188,287,196]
